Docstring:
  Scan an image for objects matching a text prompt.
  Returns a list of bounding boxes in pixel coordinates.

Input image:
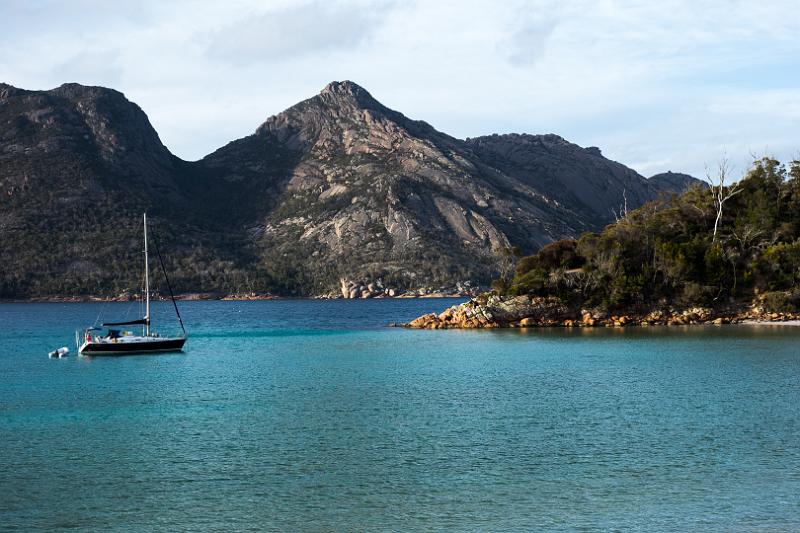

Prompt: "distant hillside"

[648,171,704,193]
[465,134,672,222]
[0,80,701,298]
[0,82,254,298]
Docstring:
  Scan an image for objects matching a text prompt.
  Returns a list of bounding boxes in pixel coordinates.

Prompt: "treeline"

[497,156,800,311]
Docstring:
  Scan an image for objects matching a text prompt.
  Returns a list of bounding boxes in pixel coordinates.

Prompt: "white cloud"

[203,1,398,64]
[0,0,797,175]
[51,48,125,87]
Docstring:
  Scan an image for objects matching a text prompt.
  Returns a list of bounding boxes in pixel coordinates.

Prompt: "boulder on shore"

[405,294,576,329]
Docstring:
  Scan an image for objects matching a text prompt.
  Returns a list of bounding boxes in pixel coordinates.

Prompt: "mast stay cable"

[151,228,187,337]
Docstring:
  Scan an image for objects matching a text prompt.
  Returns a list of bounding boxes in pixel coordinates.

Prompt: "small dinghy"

[49,347,70,358]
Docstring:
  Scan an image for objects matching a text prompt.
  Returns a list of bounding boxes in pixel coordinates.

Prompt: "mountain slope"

[201,81,595,293]
[0,83,253,297]
[0,82,185,205]
[0,80,701,297]
[464,134,674,222]
[200,81,700,293]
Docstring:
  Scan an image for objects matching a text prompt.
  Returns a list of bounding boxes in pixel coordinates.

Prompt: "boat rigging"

[76,213,187,355]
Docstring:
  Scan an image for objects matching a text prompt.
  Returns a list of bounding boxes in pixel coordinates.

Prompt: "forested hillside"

[500,156,800,312]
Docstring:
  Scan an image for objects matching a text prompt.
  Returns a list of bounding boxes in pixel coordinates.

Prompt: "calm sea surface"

[2,299,800,531]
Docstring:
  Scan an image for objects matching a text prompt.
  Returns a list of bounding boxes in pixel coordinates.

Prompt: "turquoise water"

[2,299,800,531]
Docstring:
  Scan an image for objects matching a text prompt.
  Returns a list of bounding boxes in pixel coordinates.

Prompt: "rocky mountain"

[648,171,704,193]
[0,82,254,297]
[464,134,657,222]
[0,82,186,205]
[0,80,701,298]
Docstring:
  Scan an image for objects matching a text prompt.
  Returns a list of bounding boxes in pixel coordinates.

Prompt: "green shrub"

[761,291,800,312]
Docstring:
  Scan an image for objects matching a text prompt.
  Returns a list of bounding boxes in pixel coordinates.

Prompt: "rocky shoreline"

[405,294,800,329]
[333,279,479,299]
[2,289,476,303]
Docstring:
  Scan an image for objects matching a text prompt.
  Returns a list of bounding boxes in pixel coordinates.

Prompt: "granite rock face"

[201,81,591,291]
[406,294,577,328]
[404,294,800,329]
[198,81,702,293]
[0,80,701,297]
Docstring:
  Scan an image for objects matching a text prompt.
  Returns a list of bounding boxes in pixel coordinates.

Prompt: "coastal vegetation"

[496,156,800,313]
[406,155,800,330]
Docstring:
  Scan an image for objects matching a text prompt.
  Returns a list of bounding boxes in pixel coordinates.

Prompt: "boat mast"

[144,212,150,336]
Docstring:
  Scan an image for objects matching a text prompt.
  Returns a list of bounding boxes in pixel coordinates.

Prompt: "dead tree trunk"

[706,157,742,242]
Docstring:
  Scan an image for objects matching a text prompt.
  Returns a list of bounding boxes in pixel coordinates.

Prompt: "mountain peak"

[251,80,401,143]
[648,171,705,193]
[48,82,127,102]
[321,79,367,96]
[0,82,27,100]
[318,80,381,110]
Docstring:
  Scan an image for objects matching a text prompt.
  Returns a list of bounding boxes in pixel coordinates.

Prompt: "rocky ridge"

[406,293,800,329]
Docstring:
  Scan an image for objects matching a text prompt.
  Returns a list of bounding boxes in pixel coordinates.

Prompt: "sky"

[1,0,798,178]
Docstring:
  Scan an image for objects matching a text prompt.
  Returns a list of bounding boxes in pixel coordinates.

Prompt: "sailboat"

[77,213,187,355]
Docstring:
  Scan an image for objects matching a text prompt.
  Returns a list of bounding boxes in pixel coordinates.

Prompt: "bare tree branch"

[705,157,742,242]
[610,188,629,223]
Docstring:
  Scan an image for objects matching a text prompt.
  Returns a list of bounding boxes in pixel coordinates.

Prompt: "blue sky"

[1,0,798,178]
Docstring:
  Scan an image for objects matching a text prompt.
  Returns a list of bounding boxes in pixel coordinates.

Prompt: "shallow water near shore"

[2,299,800,531]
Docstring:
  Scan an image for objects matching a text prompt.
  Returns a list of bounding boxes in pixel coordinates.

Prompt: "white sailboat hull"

[79,335,186,355]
